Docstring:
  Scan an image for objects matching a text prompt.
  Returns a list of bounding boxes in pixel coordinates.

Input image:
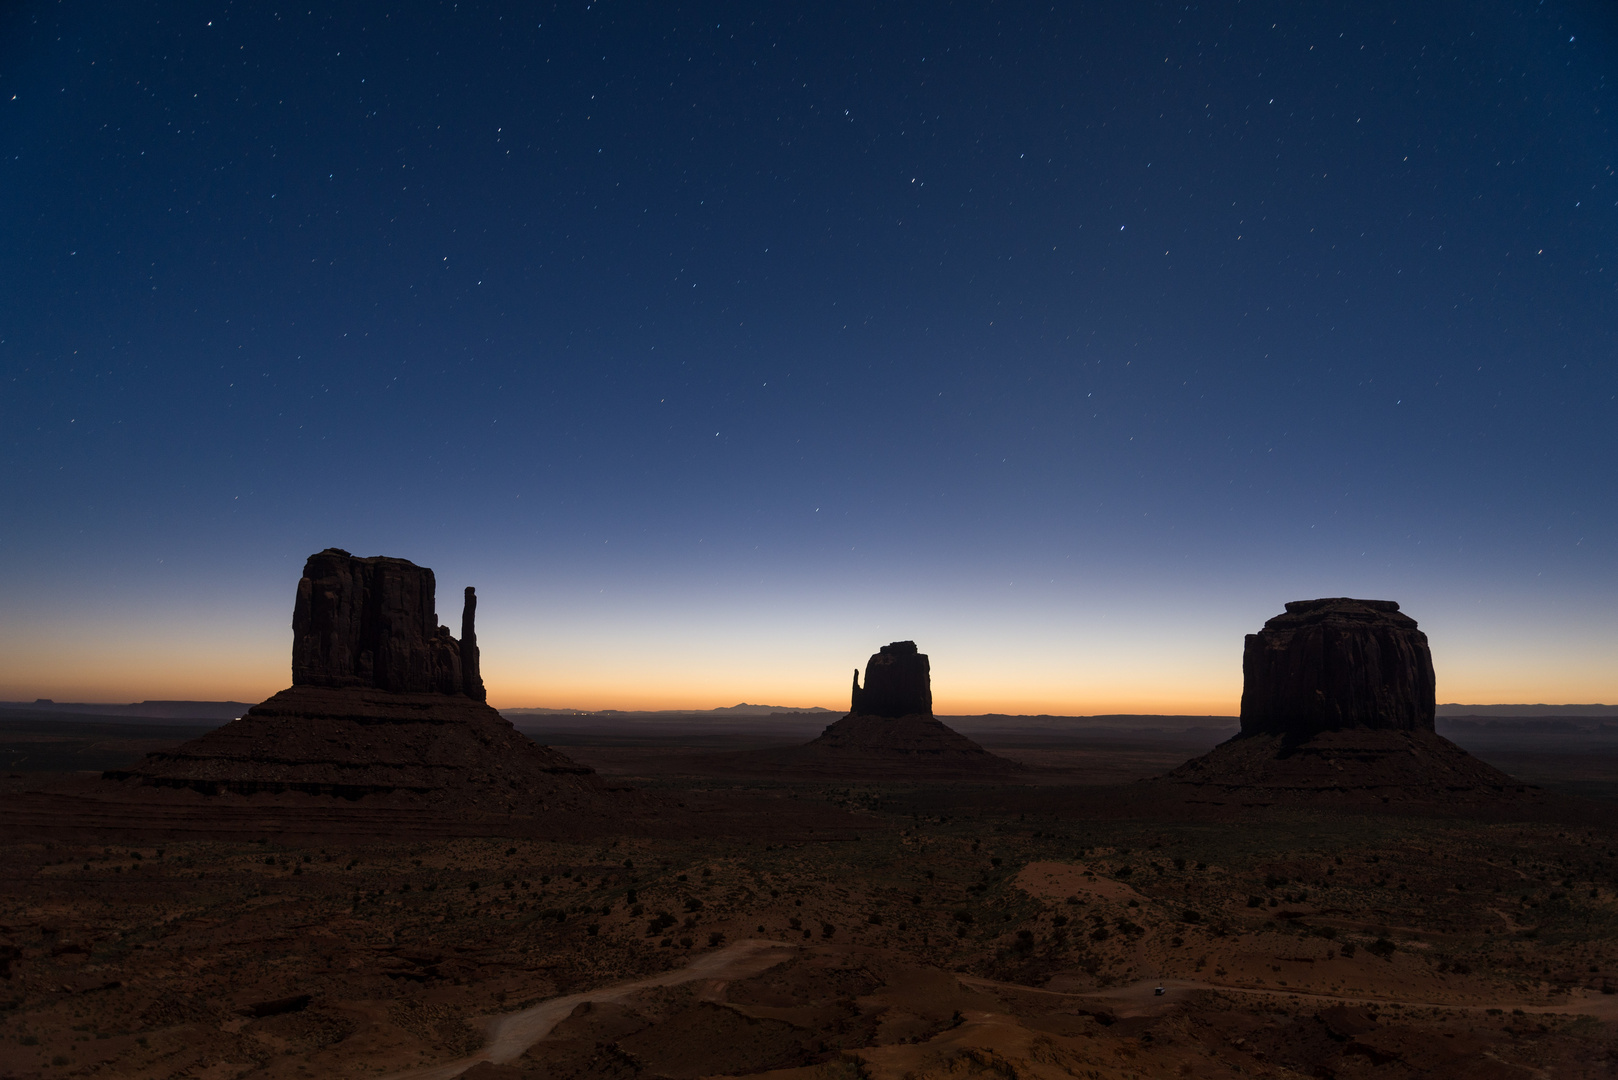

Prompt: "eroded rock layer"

[1240,598,1434,738]
[292,548,485,700]
[850,641,932,719]
[1159,727,1528,804]
[113,686,603,808]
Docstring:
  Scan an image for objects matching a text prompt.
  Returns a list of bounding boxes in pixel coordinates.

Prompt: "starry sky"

[2,1,1614,712]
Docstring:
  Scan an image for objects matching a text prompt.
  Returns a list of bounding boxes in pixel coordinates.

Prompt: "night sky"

[3,1,1614,711]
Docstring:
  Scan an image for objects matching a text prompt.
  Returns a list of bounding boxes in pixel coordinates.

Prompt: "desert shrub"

[679,936,693,948]
[1114,865,1133,878]
[821,922,836,939]
[1115,920,1144,935]
[586,924,599,936]
[684,897,703,913]
[1053,915,1068,927]
[952,910,974,925]
[1367,938,1396,958]
[1340,942,1357,958]
[1089,926,1110,942]
[867,912,882,925]
[1247,896,1263,908]
[646,912,676,935]
[990,857,1002,867]
[1180,909,1202,923]
[788,917,801,930]
[1173,857,1186,871]
[1265,874,1286,889]
[1313,925,1338,940]
[505,847,516,856]
[625,888,637,904]
[708,931,724,947]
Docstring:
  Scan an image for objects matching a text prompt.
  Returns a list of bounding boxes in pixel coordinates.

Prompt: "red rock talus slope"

[110,685,604,810]
[1159,727,1530,804]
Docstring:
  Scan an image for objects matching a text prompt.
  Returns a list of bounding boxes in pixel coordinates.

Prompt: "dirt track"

[381,939,800,1080]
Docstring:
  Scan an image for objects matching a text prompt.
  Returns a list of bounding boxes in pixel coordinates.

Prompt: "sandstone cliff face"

[850,641,932,718]
[112,549,589,807]
[291,548,484,699]
[1239,598,1435,739]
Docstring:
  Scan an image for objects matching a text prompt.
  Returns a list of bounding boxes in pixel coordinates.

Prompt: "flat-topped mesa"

[850,641,932,718]
[291,548,485,699]
[1239,598,1435,739]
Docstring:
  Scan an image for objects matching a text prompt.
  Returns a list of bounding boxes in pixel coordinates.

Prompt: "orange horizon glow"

[3,595,1613,713]
[5,662,1612,717]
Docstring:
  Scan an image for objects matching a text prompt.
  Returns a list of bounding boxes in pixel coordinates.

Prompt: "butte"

[1157,598,1529,805]
[110,549,605,814]
[760,641,1022,779]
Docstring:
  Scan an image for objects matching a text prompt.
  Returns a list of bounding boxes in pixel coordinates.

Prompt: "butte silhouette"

[112,549,604,812]
[772,641,1021,778]
[1159,598,1527,804]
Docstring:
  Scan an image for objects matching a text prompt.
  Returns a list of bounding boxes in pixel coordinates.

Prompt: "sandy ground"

[2,764,1617,1078]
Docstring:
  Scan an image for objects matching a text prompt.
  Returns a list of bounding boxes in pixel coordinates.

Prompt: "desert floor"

[1,725,1616,1078]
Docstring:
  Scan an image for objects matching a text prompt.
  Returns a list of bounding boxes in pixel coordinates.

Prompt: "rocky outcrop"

[1159,599,1526,804]
[1240,598,1435,738]
[112,549,594,808]
[291,548,483,699]
[850,641,933,718]
[779,641,1020,777]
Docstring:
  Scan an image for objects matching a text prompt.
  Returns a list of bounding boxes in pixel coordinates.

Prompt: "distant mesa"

[111,549,604,810]
[1160,598,1528,803]
[787,641,1021,775]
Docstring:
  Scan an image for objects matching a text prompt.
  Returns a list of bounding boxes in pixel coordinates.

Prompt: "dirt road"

[381,939,799,1080]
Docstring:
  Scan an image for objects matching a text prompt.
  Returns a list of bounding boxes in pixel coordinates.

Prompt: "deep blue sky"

[2,1,1614,709]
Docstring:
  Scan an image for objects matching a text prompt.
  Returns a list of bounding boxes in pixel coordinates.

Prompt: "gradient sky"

[2,1,1614,713]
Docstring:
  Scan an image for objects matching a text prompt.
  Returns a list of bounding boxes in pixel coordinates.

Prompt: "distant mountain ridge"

[0,700,251,721]
[1436,704,1617,717]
